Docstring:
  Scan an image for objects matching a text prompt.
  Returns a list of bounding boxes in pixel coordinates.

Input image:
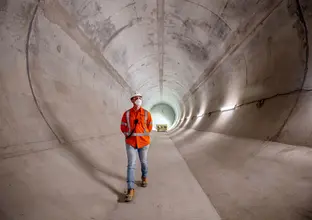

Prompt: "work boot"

[141,177,148,187]
[125,189,134,202]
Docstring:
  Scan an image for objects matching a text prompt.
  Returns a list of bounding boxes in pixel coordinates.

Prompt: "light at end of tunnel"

[220,105,236,112]
[150,103,177,130]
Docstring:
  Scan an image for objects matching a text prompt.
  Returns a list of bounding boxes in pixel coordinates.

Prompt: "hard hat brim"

[130,95,142,99]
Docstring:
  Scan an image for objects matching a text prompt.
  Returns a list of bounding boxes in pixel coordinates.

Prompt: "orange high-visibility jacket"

[120,107,153,148]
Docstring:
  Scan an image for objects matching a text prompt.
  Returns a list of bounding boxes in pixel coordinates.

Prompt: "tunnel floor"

[0,132,220,220]
[2,131,312,220]
[107,132,220,220]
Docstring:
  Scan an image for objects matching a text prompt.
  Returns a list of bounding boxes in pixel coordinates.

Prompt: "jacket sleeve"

[120,112,129,134]
[146,112,153,132]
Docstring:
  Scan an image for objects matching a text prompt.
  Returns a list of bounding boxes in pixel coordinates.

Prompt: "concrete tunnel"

[1,0,312,219]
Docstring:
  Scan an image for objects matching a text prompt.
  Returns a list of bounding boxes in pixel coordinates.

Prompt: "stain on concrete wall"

[57,45,62,53]
[54,81,70,95]
[222,0,278,18]
[211,18,231,40]
[192,20,212,32]
[301,0,312,17]
[77,0,102,19]
[142,3,147,12]
[111,47,128,66]
[287,0,306,42]
[15,1,34,27]
[82,18,116,45]
[0,0,7,11]
[177,35,209,61]
[143,32,155,47]
[98,19,116,42]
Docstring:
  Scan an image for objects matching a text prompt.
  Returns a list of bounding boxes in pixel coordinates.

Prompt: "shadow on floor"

[61,141,127,203]
[297,205,312,220]
[39,104,127,202]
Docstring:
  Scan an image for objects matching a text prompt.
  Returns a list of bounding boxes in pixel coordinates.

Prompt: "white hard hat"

[130,91,142,99]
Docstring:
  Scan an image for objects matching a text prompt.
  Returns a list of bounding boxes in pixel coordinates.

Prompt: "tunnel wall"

[169,1,312,219]
[175,0,312,148]
[0,0,132,153]
[0,1,133,219]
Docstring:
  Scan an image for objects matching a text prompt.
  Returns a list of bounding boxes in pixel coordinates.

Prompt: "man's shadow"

[61,139,128,203]
[40,105,128,203]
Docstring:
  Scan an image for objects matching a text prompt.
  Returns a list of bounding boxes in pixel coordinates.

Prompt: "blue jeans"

[126,144,149,189]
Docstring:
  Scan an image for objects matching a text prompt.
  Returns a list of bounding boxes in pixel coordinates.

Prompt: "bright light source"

[220,105,236,112]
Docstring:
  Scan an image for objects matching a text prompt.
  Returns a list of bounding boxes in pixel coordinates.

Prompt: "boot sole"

[125,196,133,202]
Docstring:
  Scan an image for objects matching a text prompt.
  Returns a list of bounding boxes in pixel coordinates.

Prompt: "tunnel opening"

[149,102,177,131]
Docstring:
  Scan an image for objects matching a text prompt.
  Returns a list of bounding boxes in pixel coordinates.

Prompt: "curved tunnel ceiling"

[0,0,311,151]
[29,0,310,138]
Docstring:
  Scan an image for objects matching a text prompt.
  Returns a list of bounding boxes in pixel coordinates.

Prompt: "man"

[120,92,153,202]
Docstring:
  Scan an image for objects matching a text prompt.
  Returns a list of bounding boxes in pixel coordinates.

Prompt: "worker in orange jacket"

[120,92,153,202]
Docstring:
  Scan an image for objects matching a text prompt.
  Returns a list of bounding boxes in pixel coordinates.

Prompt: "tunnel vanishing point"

[1,0,312,219]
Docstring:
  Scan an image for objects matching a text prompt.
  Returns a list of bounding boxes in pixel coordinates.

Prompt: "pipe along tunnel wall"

[1,0,312,219]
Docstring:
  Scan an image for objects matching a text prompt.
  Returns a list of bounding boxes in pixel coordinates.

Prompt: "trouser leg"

[126,144,136,189]
[138,145,149,178]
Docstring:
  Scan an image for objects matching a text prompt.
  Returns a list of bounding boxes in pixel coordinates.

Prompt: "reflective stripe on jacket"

[120,107,153,148]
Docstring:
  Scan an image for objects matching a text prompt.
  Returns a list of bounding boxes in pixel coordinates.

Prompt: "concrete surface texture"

[0,0,312,219]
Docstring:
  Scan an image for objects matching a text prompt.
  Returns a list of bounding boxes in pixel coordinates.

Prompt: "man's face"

[131,96,142,105]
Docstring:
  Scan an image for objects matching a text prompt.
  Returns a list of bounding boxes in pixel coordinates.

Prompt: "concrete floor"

[0,132,221,220]
[1,0,312,219]
[107,132,220,220]
[170,129,312,220]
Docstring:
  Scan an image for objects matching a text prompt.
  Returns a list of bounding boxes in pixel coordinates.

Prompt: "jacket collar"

[131,106,142,112]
